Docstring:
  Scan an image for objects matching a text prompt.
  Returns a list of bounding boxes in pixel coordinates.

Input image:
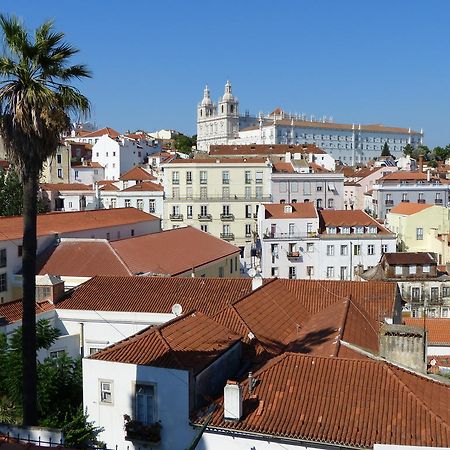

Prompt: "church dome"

[201,85,212,106]
[222,80,234,101]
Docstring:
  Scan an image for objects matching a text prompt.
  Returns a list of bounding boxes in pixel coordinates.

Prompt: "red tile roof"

[119,166,156,181]
[380,171,438,182]
[110,226,239,275]
[272,161,295,173]
[204,353,450,448]
[121,181,163,192]
[81,127,121,139]
[209,144,327,156]
[55,276,253,316]
[319,209,391,233]
[264,202,317,219]
[384,252,436,265]
[404,318,450,345]
[40,183,93,191]
[90,311,241,374]
[389,202,434,215]
[71,161,103,169]
[38,240,132,277]
[166,157,267,165]
[0,299,54,324]
[0,208,158,241]
[99,183,120,191]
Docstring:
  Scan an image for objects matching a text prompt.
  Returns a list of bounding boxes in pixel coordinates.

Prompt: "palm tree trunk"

[21,171,38,426]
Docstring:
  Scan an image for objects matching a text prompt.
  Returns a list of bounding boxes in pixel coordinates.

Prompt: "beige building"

[162,157,272,257]
[386,202,450,264]
[40,144,71,183]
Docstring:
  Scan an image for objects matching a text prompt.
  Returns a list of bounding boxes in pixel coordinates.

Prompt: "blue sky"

[2,0,450,146]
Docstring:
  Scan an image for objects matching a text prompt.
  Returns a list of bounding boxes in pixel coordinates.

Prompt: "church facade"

[196,81,423,165]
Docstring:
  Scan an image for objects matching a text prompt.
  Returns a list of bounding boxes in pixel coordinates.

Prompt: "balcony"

[385,200,394,205]
[220,213,235,221]
[124,418,161,444]
[200,179,207,185]
[220,233,235,241]
[435,199,443,204]
[253,213,258,218]
[418,199,426,204]
[401,199,410,203]
[198,214,212,221]
[287,251,301,261]
[222,179,230,184]
[172,179,179,185]
[170,214,184,221]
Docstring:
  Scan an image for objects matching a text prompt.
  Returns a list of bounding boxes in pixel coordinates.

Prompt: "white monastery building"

[197,81,423,164]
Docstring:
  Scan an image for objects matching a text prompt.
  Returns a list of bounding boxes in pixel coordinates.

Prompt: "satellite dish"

[247,268,257,278]
[171,303,182,316]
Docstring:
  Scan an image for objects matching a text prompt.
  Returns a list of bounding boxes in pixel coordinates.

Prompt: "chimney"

[427,169,431,182]
[248,371,256,394]
[418,154,424,172]
[224,381,242,421]
[35,274,65,303]
[285,152,291,163]
[252,273,263,290]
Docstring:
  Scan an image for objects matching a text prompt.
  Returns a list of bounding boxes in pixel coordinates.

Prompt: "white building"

[71,161,105,185]
[258,203,396,280]
[40,183,98,212]
[196,82,424,164]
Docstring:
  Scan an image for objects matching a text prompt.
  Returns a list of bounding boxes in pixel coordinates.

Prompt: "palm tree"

[0,15,90,425]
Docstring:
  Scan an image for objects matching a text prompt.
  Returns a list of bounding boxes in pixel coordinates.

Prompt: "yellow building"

[162,157,272,255]
[386,202,450,264]
[40,144,71,183]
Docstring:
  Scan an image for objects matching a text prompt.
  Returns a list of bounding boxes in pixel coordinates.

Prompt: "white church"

[196,81,423,165]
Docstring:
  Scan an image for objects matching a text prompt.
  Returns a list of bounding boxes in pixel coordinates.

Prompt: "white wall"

[83,359,195,450]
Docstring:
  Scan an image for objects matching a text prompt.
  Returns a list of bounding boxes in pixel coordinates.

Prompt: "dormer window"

[367,226,377,234]
[354,226,364,234]
[284,205,293,214]
[327,226,337,234]
[340,226,351,234]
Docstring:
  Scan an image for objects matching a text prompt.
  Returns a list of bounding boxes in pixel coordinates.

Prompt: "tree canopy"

[174,134,196,154]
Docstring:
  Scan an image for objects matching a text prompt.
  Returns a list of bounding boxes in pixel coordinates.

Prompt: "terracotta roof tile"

[209,144,326,156]
[166,157,267,165]
[384,252,436,265]
[119,167,156,181]
[0,299,54,324]
[90,311,241,374]
[55,276,253,316]
[389,202,434,215]
[81,127,121,139]
[110,226,239,275]
[404,318,450,345]
[99,183,120,191]
[319,209,391,233]
[380,171,439,181]
[121,181,163,192]
[204,353,450,448]
[0,208,158,241]
[71,161,103,168]
[40,183,93,191]
[37,240,132,277]
[264,202,317,219]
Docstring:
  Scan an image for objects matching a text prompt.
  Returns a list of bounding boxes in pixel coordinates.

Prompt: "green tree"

[403,143,414,156]
[381,142,391,157]
[0,15,91,425]
[433,145,450,161]
[174,134,195,154]
[0,168,49,216]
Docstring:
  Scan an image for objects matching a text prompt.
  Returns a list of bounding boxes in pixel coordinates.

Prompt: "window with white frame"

[354,226,364,234]
[172,171,179,184]
[306,266,314,277]
[187,205,193,219]
[353,244,361,256]
[222,170,229,184]
[326,266,334,278]
[200,224,208,232]
[423,264,430,273]
[125,199,131,208]
[245,170,251,184]
[200,171,207,184]
[326,245,334,256]
[172,187,180,199]
[245,186,251,199]
[255,186,263,199]
[409,265,417,275]
[306,243,314,253]
[245,205,252,218]
[136,199,144,211]
[340,245,348,256]
[186,186,193,199]
[327,227,337,234]
[186,171,192,184]
[381,244,388,253]
[100,380,113,404]
[341,226,350,234]
[255,171,263,184]
[148,199,155,213]
[57,168,63,178]
[200,186,207,199]
[416,227,423,240]
[367,244,374,255]
[288,266,296,279]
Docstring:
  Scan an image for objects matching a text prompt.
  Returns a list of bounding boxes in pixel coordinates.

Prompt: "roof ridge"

[230,277,278,307]
[154,324,185,370]
[106,242,133,275]
[333,296,351,357]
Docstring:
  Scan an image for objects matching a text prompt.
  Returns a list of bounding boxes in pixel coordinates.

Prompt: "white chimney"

[285,152,291,163]
[224,381,242,421]
[252,273,263,290]
[427,169,431,182]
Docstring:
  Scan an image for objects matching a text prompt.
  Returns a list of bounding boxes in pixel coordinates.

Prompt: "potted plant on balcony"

[124,414,162,443]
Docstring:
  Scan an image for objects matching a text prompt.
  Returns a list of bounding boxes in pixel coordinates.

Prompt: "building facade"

[196,82,424,164]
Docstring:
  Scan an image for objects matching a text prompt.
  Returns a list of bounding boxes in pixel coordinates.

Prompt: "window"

[353,244,361,256]
[423,264,430,273]
[131,229,135,237]
[245,224,252,237]
[411,287,420,299]
[200,224,208,232]
[327,226,337,234]
[172,205,180,216]
[443,286,450,297]
[245,205,252,218]
[289,223,295,236]
[303,182,311,195]
[306,223,313,234]
[381,244,388,254]
[245,170,251,184]
[137,199,144,211]
[230,258,233,274]
[255,171,263,184]
[18,246,22,257]
[271,267,279,277]
[0,249,6,268]
[327,198,334,209]
[172,187,180,199]
[354,226,364,234]
[431,287,439,300]
[416,227,423,240]
[200,171,207,184]
[149,199,155,213]
[395,265,402,275]
[186,186,193,199]
[0,273,7,292]
[135,384,155,424]
[56,154,62,164]
[341,226,350,234]
[326,266,334,278]
[368,226,377,234]
[306,266,314,277]
[187,205,193,219]
[245,186,251,199]
[409,265,417,275]
[255,186,263,200]
[326,245,334,256]
[100,381,113,404]
[402,193,408,202]
[186,171,192,184]
[340,245,348,256]
[110,198,116,209]
[222,186,230,199]
[57,168,63,178]
[222,170,230,184]
[367,244,374,255]
[172,171,179,184]
[306,243,314,253]
[279,182,287,193]
[340,266,348,280]
[219,267,224,278]
[125,199,131,208]
[200,205,208,217]
[288,266,296,279]
[200,186,207,199]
